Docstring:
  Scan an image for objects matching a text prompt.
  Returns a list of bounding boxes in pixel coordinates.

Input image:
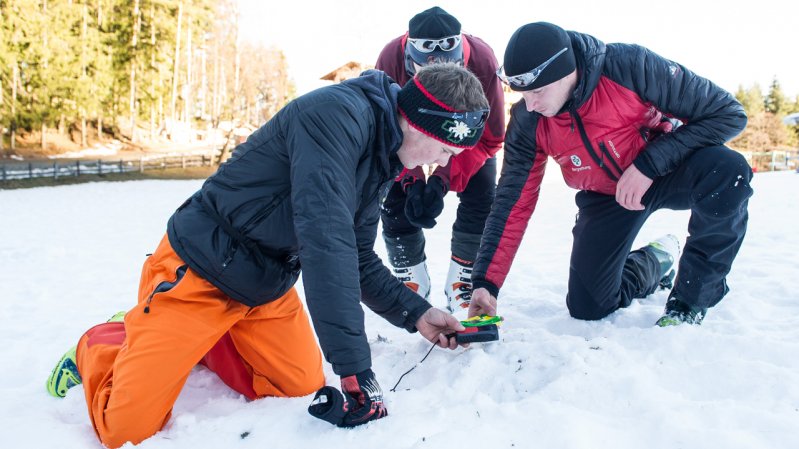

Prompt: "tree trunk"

[81,113,87,147]
[150,3,156,141]
[42,0,48,68]
[233,22,240,121]
[201,37,207,119]
[212,39,219,123]
[129,0,141,143]
[170,1,183,125]
[185,19,192,123]
[11,63,17,152]
[81,2,88,147]
[41,0,48,152]
[98,110,103,140]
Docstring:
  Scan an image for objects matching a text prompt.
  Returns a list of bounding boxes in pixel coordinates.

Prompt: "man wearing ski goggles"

[408,34,462,54]
[375,6,505,319]
[470,21,752,331]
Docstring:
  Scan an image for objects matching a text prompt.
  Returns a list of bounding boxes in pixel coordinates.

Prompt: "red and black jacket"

[375,32,505,192]
[472,31,747,297]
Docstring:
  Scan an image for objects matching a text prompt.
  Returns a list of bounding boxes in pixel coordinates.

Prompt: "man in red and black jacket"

[470,22,753,326]
[376,6,504,317]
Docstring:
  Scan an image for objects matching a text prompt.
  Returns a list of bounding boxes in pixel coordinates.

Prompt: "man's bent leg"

[77,236,247,448]
[647,146,753,310]
[200,287,324,399]
[567,192,655,320]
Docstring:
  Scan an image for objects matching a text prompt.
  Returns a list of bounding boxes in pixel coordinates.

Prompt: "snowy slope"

[1,169,797,449]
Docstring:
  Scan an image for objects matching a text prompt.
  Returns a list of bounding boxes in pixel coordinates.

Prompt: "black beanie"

[397,76,484,149]
[503,22,576,91]
[409,6,460,38]
[406,6,463,65]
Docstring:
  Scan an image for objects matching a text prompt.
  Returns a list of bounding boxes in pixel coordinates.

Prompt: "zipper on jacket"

[238,188,291,233]
[597,141,623,177]
[144,264,188,314]
[568,109,619,182]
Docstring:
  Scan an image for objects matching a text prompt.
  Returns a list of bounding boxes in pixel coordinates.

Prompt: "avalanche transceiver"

[454,315,502,343]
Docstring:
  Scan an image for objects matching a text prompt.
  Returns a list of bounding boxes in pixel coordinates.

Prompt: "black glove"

[308,369,388,428]
[403,175,447,229]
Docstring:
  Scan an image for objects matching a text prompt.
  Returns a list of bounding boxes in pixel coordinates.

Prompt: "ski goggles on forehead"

[496,47,568,88]
[418,108,490,129]
[408,35,462,53]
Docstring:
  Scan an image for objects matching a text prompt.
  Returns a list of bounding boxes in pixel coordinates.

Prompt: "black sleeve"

[472,102,548,297]
[287,100,373,377]
[354,191,432,332]
[604,44,747,178]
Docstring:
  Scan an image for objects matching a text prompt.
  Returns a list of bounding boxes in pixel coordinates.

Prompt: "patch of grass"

[0,166,217,190]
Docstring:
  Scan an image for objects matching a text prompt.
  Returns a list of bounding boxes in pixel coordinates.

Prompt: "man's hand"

[415,307,466,349]
[308,369,388,428]
[339,369,387,427]
[404,175,447,229]
[469,288,497,318]
[616,164,653,211]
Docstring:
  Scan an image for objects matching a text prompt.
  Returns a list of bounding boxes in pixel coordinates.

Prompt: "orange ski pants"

[75,235,324,448]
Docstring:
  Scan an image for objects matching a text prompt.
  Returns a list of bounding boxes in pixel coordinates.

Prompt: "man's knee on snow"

[99,413,170,449]
[254,366,325,399]
[279,370,325,397]
[566,292,617,321]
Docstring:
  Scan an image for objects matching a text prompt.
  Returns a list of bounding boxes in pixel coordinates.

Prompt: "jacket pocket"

[144,264,188,313]
[240,188,291,234]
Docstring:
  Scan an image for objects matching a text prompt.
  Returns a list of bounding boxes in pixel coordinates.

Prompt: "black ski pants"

[567,146,753,320]
[381,157,497,265]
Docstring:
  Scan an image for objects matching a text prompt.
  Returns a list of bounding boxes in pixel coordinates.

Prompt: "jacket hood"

[343,70,403,152]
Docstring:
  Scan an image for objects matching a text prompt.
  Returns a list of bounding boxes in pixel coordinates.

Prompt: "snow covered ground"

[1,167,797,449]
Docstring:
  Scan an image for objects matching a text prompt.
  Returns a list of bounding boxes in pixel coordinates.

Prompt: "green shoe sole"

[655,315,683,327]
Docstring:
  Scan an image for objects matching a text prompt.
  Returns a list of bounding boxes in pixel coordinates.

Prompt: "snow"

[1,168,798,448]
[48,141,125,159]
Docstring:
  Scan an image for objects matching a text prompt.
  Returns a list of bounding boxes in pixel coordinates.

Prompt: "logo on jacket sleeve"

[570,155,582,167]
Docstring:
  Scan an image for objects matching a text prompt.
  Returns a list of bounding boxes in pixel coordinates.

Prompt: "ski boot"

[46,311,126,397]
[656,297,707,326]
[392,261,431,300]
[445,256,473,318]
[646,234,680,289]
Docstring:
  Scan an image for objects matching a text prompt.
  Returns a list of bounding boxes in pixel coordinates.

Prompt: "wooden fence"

[0,152,218,182]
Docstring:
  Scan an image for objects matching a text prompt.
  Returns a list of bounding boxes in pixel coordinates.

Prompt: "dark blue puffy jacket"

[167,70,432,376]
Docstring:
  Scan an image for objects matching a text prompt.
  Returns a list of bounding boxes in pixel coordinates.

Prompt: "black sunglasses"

[417,108,490,129]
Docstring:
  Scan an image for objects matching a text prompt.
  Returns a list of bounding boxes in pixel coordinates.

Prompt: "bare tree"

[129,0,141,143]
[170,0,183,125]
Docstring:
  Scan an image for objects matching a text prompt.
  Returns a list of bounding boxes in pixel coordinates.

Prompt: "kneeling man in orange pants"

[47,63,491,448]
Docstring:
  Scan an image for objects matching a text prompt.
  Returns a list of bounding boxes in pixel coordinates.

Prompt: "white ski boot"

[445,257,473,318]
[392,261,431,300]
[646,234,680,289]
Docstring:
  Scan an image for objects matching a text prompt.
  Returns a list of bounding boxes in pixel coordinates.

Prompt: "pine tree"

[765,77,786,115]
[736,84,765,116]
[1,0,293,154]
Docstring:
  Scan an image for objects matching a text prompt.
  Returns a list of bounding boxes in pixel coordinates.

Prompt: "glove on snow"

[308,369,388,428]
